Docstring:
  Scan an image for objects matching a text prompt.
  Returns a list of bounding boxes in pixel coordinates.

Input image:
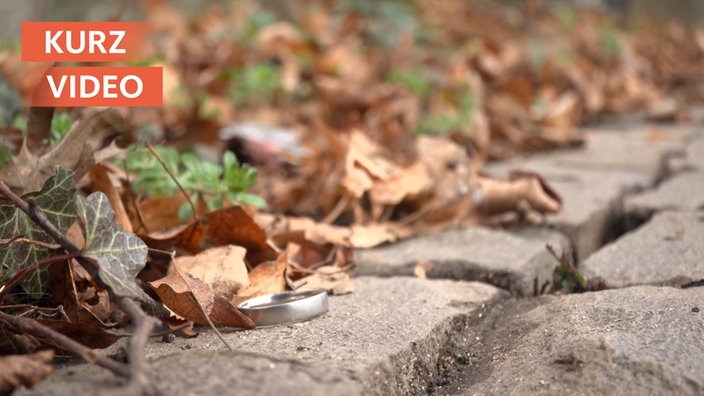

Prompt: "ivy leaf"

[0,166,76,296]
[76,192,151,302]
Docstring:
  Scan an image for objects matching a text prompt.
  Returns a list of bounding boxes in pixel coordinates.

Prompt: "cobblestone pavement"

[19,118,704,395]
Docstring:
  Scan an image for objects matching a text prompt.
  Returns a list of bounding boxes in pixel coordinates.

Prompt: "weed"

[124,146,265,221]
[50,113,73,145]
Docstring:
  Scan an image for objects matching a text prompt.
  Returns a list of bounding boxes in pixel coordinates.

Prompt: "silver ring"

[237,289,329,327]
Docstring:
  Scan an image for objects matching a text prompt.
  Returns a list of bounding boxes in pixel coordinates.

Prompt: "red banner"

[31,66,163,107]
[22,22,148,62]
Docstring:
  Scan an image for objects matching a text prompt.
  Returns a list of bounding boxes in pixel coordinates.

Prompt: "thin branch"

[0,182,81,255]
[145,143,197,223]
[322,192,351,224]
[0,181,107,292]
[0,309,129,377]
[123,157,150,234]
[118,297,162,395]
[0,236,61,250]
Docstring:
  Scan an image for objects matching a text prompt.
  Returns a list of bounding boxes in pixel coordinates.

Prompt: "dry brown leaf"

[237,252,287,298]
[140,206,277,265]
[27,113,101,193]
[369,160,432,206]
[475,172,562,216]
[349,223,399,248]
[413,260,434,279]
[0,350,54,395]
[343,130,398,198]
[289,265,354,295]
[149,260,254,328]
[174,245,250,298]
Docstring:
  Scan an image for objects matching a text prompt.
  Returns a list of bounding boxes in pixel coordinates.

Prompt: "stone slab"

[354,227,568,297]
[666,132,704,175]
[582,211,704,288]
[437,285,704,395]
[483,124,692,260]
[626,171,704,221]
[18,277,504,396]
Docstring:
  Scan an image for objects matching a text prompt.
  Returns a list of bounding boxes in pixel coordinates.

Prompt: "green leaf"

[51,113,73,145]
[0,166,76,297]
[234,192,267,208]
[76,192,151,302]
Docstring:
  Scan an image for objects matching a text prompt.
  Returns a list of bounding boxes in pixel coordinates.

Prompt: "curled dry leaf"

[48,261,115,328]
[149,260,254,328]
[0,350,54,395]
[288,264,354,295]
[475,171,562,217]
[140,206,277,265]
[237,252,287,298]
[174,245,250,298]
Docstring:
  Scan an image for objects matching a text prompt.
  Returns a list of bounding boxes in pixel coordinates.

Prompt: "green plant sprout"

[416,89,475,136]
[228,63,283,105]
[388,68,430,97]
[124,146,265,221]
[598,26,621,60]
[50,113,73,145]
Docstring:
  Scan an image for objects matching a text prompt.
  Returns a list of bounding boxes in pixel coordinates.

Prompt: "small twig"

[321,193,351,224]
[123,157,150,234]
[145,143,197,223]
[0,309,129,377]
[0,236,61,250]
[118,297,161,395]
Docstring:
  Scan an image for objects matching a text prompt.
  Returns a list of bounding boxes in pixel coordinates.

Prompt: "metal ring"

[237,289,329,327]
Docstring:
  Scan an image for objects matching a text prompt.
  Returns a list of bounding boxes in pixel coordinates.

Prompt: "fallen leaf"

[413,260,433,279]
[475,172,562,216]
[140,206,277,265]
[237,252,287,298]
[174,245,250,298]
[289,265,354,295]
[0,350,54,395]
[149,260,254,328]
[29,113,102,193]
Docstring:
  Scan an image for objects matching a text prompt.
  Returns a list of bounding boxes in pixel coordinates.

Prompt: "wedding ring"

[237,289,329,327]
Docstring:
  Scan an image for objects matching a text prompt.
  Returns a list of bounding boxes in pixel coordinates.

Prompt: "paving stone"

[483,124,692,260]
[581,211,704,288]
[19,277,504,396]
[666,134,704,175]
[354,227,569,297]
[437,285,704,395]
[626,171,704,221]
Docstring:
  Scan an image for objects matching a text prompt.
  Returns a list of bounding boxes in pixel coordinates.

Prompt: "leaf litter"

[1,0,704,393]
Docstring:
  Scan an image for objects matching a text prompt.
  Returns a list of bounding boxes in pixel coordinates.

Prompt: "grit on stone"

[581,211,704,288]
[355,227,568,296]
[437,286,704,396]
[18,278,503,396]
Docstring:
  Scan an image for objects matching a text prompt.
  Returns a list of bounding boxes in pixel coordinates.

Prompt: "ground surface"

[17,116,704,395]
